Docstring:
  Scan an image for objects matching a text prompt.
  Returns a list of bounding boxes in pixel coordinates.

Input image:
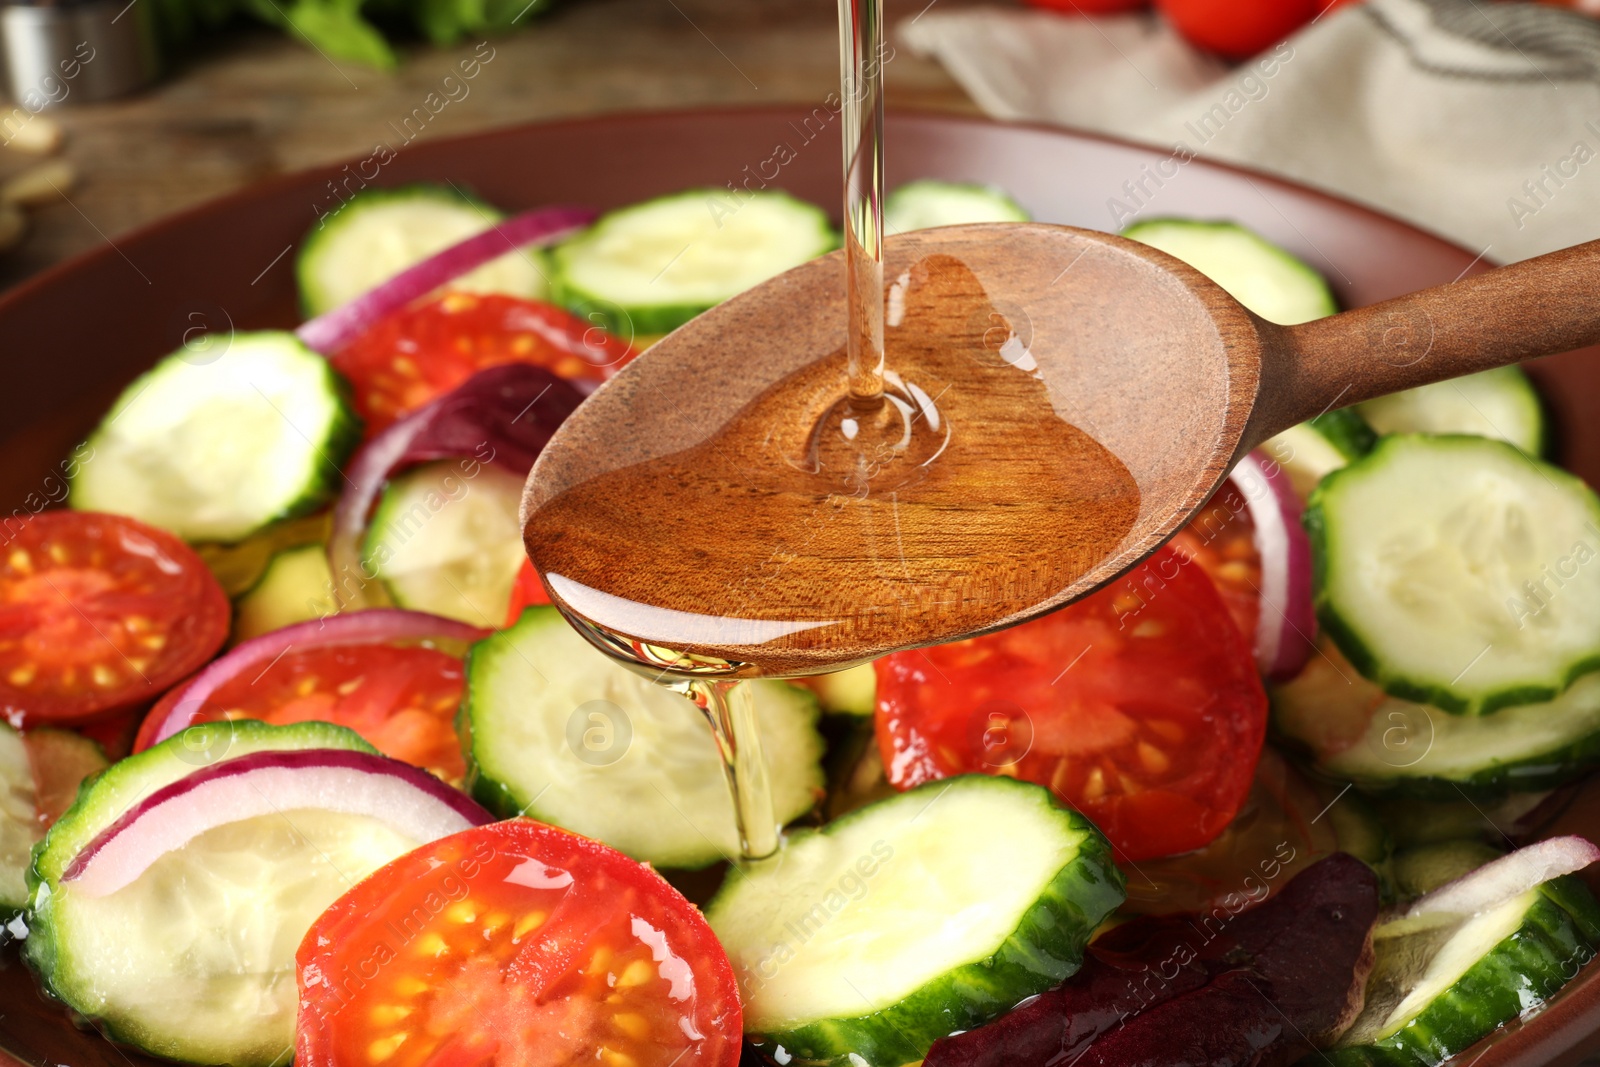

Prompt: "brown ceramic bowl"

[0,107,1598,1067]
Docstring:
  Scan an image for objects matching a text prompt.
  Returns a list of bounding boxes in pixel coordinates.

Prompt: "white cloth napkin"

[901,0,1600,262]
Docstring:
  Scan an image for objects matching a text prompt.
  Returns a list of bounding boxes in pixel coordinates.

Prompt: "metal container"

[1,0,159,108]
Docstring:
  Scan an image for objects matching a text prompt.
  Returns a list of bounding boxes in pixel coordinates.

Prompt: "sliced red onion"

[1229,451,1316,681]
[295,205,597,355]
[62,748,491,898]
[326,363,584,610]
[1405,836,1600,920]
[135,609,486,751]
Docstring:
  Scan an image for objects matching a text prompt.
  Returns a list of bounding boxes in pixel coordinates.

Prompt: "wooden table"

[0,0,981,292]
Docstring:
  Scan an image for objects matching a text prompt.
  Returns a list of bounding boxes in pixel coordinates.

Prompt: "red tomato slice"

[1166,480,1260,649]
[295,819,743,1067]
[331,292,636,434]
[503,559,551,627]
[136,641,469,781]
[874,545,1267,862]
[0,511,228,726]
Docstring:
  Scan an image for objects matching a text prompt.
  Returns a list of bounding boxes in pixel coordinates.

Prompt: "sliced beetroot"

[922,917,1218,1067]
[1074,969,1282,1067]
[925,853,1379,1067]
[1225,851,1379,1045]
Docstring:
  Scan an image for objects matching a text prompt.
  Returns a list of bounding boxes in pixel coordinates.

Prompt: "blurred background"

[0,0,1593,292]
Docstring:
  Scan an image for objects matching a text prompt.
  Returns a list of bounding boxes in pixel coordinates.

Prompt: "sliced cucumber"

[1360,366,1546,457]
[1391,842,1505,900]
[464,606,825,868]
[808,662,877,716]
[232,543,336,642]
[1377,793,1557,849]
[1121,217,1338,325]
[1309,434,1600,715]
[1332,879,1600,1065]
[32,812,422,1066]
[882,179,1029,232]
[29,719,374,888]
[70,333,360,543]
[706,775,1124,1065]
[1322,782,1392,871]
[194,511,331,597]
[296,183,547,317]
[24,721,384,1066]
[551,189,837,335]
[363,459,525,628]
[0,723,36,914]
[1263,408,1377,498]
[1272,639,1600,797]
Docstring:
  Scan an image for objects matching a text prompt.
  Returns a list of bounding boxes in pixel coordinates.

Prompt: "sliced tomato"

[874,545,1267,862]
[1166,479,1260,649]
[295,819,742,1067]
[503,559,551,626]
[0,511,228,726]
[136,641,469,781]
[332,292,636,434]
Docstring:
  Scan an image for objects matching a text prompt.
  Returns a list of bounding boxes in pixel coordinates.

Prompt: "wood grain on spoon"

[523,225,1600,676]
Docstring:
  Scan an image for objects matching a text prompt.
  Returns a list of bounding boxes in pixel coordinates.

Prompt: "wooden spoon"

[523,224,1600,675]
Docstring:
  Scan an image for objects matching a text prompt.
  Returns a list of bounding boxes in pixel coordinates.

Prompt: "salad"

[0,176,1596,1067]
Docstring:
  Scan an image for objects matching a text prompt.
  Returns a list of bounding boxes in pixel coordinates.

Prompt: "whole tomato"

[1157,0,1318,59]
[1024,0,1149,13]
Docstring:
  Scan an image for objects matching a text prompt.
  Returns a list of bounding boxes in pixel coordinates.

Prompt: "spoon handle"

[1244,239,1600,450]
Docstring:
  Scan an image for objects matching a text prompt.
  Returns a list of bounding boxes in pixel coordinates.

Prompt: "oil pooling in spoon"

[523,0,1141,862]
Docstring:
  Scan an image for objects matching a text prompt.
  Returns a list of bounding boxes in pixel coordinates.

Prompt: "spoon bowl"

[524,223,1600,674]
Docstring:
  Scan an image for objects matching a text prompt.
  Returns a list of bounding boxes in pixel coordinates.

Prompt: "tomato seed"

[616,959,654,989]
[612,1012,649,1040]
[512,912,545,939]
[1136,741,1171,777]
[369,1004,411,1026]
[367,1033,406,1062]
